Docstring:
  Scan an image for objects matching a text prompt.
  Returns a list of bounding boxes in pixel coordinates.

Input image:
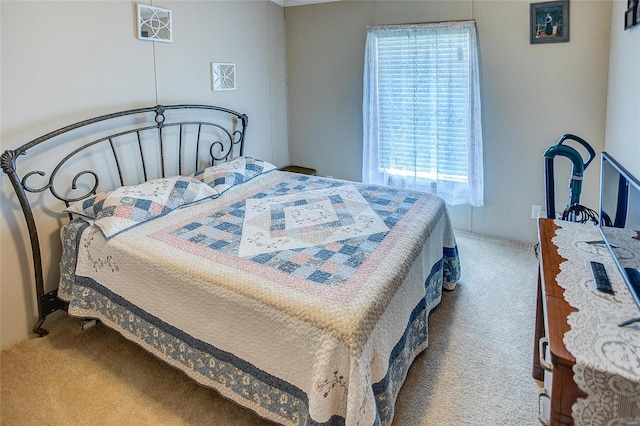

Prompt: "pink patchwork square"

[215,231,234,241]
[95,192,111,203]
[320,260,340,273]
[325,242,343,252]
[148,202,164,215]
[220,214,235,222]
[113,205,133,218]
[291,253,312,264]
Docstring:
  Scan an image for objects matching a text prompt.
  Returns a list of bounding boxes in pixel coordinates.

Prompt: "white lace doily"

[551,220,640,425]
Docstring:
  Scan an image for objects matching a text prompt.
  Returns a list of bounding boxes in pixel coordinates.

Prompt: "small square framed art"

[530,1,569,44]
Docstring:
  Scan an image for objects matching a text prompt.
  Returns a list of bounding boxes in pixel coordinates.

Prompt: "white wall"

[0,0,288,349]
[605,0,640,175]
[285,0,612,242]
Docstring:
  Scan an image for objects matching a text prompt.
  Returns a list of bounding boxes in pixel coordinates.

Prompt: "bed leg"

[33,318,49,337]
[81,319,98,330]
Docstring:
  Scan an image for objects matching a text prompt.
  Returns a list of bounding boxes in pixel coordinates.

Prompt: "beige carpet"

[1,231,540,425]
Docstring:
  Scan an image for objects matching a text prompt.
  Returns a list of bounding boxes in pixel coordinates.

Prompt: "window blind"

[375,29,471,182]
[363,21,483,206]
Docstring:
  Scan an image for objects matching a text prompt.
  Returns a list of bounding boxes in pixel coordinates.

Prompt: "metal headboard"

[1,104,248,336]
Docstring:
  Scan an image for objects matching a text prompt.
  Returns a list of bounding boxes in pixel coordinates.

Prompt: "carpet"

[1,231,540,425]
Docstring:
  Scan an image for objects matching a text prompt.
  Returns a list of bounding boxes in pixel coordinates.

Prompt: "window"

[362,21,484,206]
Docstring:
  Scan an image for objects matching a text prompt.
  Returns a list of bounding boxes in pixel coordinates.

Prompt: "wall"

[605,0,640,175]
[0,0,288,349]
[285,0,611,243]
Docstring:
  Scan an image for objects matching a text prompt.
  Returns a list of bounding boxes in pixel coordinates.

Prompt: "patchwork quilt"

[59,171,460,426]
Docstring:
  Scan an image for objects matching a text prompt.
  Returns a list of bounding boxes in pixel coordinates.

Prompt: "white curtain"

[362,21,484,207]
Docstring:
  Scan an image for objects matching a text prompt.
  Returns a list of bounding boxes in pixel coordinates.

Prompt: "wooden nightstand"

[279,165,316,176]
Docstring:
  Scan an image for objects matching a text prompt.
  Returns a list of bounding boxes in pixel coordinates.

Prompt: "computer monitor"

[598,152,640,311]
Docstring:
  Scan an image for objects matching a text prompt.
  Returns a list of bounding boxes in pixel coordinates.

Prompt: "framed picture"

[625,8,635,30]
[625,0,638,30]
[530,1,570,44]
[137,4,172,43]
[211,63,236,91]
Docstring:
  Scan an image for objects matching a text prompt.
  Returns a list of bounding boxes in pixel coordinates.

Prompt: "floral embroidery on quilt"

[83,228,119,272]
[315,371,347,398]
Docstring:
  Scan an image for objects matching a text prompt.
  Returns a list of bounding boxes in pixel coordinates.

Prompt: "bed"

[1,104,460,426]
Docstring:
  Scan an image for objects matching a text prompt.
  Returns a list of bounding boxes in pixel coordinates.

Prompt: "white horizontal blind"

[377,29,469,181]
[363,22,484,206]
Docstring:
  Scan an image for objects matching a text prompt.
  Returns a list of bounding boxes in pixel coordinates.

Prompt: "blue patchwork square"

[315,249,335,260]
[373,198,391,205]
[215,222,238,232]
[384,217,398,227]
[183,222,202,231]
[345,255,364,268]
[271,223,285,231]
[135,198,152,210]
[92,199,106,213]
[252,253,278,264]
[246,163,260,172]
[229,209,245,218]
[367,233,386,243]
[209,240,230,250]
[308,270,331,283]
[278,261,300,274]
[189,234,208,244]
[339,245,357,255]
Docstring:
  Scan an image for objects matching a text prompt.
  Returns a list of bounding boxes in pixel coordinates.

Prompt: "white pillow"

[191,156,276,195]
[65,176,218,239]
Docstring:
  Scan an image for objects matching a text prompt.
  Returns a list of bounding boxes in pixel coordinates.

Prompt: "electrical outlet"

[531,204,542,219]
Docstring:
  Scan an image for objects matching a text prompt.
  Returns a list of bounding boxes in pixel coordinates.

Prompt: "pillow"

[65,176,218,239]
[191,156,276,195]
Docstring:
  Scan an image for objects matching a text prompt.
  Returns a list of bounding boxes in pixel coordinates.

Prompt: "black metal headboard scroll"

[1,104,248,336]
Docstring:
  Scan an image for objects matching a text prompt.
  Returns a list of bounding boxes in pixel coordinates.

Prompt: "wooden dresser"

[532,218,586,425]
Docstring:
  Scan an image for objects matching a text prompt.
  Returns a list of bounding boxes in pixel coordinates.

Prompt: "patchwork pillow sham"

[191,156,276,195]
[65,176,218,239]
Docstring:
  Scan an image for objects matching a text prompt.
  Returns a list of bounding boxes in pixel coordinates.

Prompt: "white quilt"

[59,171,460,425]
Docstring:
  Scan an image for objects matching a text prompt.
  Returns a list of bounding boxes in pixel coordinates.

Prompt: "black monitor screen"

[599,152,640,310]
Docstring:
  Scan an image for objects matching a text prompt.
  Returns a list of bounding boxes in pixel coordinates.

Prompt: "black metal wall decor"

[530,1,570,44]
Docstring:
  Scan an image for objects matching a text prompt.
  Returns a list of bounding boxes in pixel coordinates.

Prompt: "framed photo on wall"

[530,1,570,44]
[625,0,638,30]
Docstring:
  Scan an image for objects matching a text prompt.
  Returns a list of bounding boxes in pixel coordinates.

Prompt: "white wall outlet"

[531,204,543,219]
